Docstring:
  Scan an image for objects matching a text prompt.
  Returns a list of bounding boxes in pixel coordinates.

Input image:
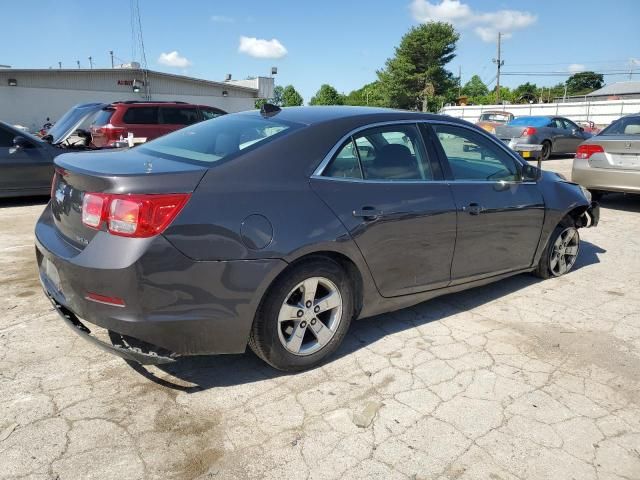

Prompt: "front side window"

[123,107,159,125]
[138,114,300,164]
[433,124,521,182]
[324,124,432,181]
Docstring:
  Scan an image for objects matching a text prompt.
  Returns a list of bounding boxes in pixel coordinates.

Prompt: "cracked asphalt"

[1,158,639,480]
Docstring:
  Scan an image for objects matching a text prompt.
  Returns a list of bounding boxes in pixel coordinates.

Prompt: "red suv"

[90,101,226,147]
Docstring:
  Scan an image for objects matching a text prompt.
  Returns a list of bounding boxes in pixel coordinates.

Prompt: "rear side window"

[599,116,640,135]
[160,107,200,125]
[91,109,114,126]
[123,107,159,124]
[138,114,300,164]
[201,108,226,120]
[323,140,363,179]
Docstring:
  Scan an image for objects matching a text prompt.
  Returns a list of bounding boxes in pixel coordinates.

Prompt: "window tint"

[122,107,158,124]
[324,139,363,179]
[0,126,14,147]
[551,118,565,129]
[562,119,579,131]
[433,124,520,182]
[138,114,299,164]
[91,108,114,127]
[599,116,640,135]
[201,108,225,120]
[160,107,200,125]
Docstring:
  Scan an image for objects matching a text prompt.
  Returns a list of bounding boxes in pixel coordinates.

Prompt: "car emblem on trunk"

[625,142,631,149]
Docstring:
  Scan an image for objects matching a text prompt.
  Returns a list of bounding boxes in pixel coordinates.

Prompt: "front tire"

[249,258,354,371]
[533,222,580,279]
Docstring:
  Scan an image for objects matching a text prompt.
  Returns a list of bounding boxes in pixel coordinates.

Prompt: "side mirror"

[522,164,540,182]
[13,136,33,149]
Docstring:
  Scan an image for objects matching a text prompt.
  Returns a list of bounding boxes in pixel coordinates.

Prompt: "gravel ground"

[1,157,639,480]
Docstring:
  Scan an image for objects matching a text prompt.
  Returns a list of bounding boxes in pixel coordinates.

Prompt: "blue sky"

[2,0,639,102]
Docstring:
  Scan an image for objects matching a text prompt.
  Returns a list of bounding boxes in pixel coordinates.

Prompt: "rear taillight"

[102,124,126,140]
[522,127,537,136]
[575,144,604,159]
[81,193,190,238]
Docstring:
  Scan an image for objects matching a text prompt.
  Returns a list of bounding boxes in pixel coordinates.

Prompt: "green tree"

[512,82,538,103]
[309,84,344,105]
[343,81,387,107]
[255,85,285,109]
[462,75,488,98]
[281,85,304,106]
[566,71,604,95]
[377,22,459,112]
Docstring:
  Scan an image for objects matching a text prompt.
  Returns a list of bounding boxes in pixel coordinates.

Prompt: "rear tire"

[249,258,354,371]
[532,219,580,279]
[540,140,552,161]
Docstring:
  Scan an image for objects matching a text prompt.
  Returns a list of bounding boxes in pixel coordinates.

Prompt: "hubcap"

[277,276,343,356]
[549,227,580,276]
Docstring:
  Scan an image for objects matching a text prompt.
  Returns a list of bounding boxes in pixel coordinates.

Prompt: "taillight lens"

[82,193,108,228]
[81,193,190,237]
[522,127,537,136]
[575,144,604,159]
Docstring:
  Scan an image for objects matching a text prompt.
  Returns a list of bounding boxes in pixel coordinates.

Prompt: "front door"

[0,126,53,193]
[429,123,545,283]
[311,123,457,297]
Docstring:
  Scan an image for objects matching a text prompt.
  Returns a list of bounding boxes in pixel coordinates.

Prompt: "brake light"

[101,124,126,140]
[81,193,190,237]
[522,127,537,136]
[575,144,604,159]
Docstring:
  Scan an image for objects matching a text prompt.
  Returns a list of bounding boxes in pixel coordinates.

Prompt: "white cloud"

[238,36,288,59]
[157,51,192,68]
[568,63,586,73]
[211,15,234,23]
[410,0,537,42]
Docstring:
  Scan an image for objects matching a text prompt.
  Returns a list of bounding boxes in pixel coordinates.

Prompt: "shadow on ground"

[598,193,640,213]
[127,240,605,391]
[0,195,49,209]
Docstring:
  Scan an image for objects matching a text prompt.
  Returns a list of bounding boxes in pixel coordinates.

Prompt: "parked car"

[572,114,640,199]
[36,106,598,371]
[475,110,514,134]
[90,101,226,147]
[495,116,593,160]
[576,120,601,135]
[0,103,106,198]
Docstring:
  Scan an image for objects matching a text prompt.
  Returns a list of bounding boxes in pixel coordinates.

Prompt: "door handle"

[353,206,383,221]
[463,203,484,215]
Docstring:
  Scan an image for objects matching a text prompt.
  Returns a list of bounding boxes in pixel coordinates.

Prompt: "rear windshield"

[508,117,550,127]
[91,108,114,126]
[138,114,301,164]
[599,116,640,135]
[480,113,510,123]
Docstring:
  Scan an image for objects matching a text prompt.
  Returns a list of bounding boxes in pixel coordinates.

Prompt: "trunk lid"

[587,136,640,170]
[51,149,207,249]
[494,125,526,141]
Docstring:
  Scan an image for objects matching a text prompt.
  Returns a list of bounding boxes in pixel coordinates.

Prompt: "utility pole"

[109,51,114,68]
[458,65,462,97]
[76,60,81,69]
[88,56,93,69]
[492,32,504,104]
[58,61,62,69]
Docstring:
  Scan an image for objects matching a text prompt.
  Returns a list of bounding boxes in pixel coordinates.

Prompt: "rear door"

[121,106,159,141]
[0,125,53,193]
[311,123,457,297]
[550,118,571,152]
[429,122,545,283]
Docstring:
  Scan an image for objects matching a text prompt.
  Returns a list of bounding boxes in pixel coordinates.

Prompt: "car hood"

[44,102,107,145]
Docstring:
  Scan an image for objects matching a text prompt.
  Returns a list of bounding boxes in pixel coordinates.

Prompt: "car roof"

[237,106,457,127]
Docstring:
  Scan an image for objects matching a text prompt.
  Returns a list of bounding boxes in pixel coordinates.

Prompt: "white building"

[0,67,274,131]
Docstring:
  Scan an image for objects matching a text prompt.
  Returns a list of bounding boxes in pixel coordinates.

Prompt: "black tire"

[532,219,580,279]
[249,258,354,371]
[540,140,552,161]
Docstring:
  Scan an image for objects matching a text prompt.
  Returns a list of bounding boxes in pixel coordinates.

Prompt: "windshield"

[480,113,510,123]
[138,113,302,164]
[46,103,106,143]
[508,117,550,127]
[599,116,640,136]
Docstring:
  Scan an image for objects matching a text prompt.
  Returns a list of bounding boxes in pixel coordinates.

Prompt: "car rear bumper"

[572,160,640,194]
[35,205,287,358]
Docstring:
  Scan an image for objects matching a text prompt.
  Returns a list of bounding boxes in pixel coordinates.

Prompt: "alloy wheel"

[277,276,343,356]
[549,227,580,276]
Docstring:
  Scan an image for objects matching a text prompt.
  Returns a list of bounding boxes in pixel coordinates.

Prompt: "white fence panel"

[440,99,640,127]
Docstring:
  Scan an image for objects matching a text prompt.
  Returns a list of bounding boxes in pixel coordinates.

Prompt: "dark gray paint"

[495,116,592,154]
[35,107,595,359]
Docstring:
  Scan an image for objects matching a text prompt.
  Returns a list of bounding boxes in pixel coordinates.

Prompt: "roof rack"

[112,100,188,104]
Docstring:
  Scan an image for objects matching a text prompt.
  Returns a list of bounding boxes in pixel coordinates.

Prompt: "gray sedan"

[35,106,598,371]
[572,114,640,198]
[495,115,592,160]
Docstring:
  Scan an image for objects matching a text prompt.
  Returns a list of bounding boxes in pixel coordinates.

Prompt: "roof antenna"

[260,102,281,117]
